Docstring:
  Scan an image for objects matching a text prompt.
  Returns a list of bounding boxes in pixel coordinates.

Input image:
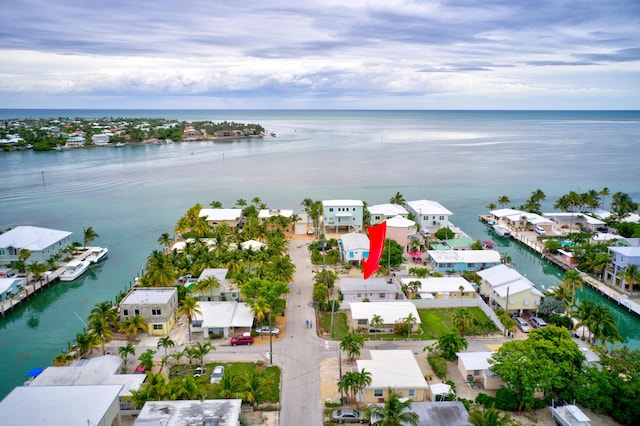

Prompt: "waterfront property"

[188,268,240,302]
[385,215,417,252]
[405,199,453,235]
[489,208,555,234]
[400,276,475,300]
[0,277,23,300]
[477,264,544,314]
[134,399,242,426]
[118,287,178,335]
[349,301,421,332]
[339,277,404,302]
[357,350,429,403]
[0,384,123,426]
[198,208,243,227]
[544,212,605,233]
[0,225,72,265]
[258,208,293,223]
[322,199,364,233]
[426,249,501,273]
[367,203,409,225]
[338,232,370,264]
[605,246,640,290]
[456,351,502,390]
[190,301,254,338]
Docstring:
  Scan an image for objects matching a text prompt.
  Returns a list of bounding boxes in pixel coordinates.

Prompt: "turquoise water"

[1,109,639,397]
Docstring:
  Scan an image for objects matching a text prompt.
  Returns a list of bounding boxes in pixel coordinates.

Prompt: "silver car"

[210,365,224,384]
[255,326,280,335]
[332,407,366,423]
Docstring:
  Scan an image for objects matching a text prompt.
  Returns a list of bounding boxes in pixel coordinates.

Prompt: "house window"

[152,309,161,316]
[357,319,368,325]
[473,370,480,376]
[153,324,163,331]
[408,389,415,397]
[468,263,474,268]
[123,309,129,316]
[357,293,361,297]
[374,389,383,398]
[134,309,140,316]
[329,208,334,212]
[379,293,385,298]
[439,216,445,220]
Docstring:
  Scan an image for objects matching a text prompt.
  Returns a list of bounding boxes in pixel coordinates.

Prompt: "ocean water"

[0,109,639,397]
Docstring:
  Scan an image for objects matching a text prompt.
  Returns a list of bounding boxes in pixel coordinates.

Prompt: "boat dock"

[480,215,640,318]
[0,267,64,316]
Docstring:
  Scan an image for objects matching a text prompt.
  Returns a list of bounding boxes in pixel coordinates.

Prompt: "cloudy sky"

[1,0,639,109]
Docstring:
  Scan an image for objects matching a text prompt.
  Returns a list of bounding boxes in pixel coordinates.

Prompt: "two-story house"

[119,287,178,335]
[322,200,363,234]
[367,203,409,225]
[189,268,240,302]
[606,246,640,290]
[0,226,72,266]
[405,200,453,235]
[477,264,544,314]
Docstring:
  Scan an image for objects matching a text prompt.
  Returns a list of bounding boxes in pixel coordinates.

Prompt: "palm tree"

[404,313,418,339]
[389,192,405,205]
[497,196,510,208]
[451,308,473,336]
[468,406,512,426]
[169,375,207,401]
[191,275,220,301]
[89,318,113,354]
[88,300,119,331]
[209,200,223,208]
[547,284,572,315]
[18,248,31,274]
[368,389,419,426]
[119,314,148,340]
[589,304,622,351]
[237,369,272,407]
[575,300,597,340]
[82,226,99,249]
[610,191,636,220]
[340,332,365,361]
[562,270,583,318]
[267,255,296,282]
[235,198,248,209]
[340,369,372,402]
[144,250,177,286]
[118,343,136,370]
[370,314,384,333]
[621,264,640,292]
[599,187,610,209]
[157,336,175,358]
[26,261,48,284]
[177,295,201,342]
[486,202,496,211]
[193,341,214,365]
[215,372,242,399]
[157,232,173,251]
[74,331,97,357]
[434,329,468,361]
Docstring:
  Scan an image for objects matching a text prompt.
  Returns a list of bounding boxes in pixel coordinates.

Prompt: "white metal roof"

[543,212,605,225]
[340,277,399,293]
[489,208,523,218]
[322,199,364,207]
[258,208,293,219]
[0,226,72,251]
[407,200,453,216]
[357,350,428,389]
[456,351,495,370]
[198,268,228,282]
[400,276,475,294]
[0,277,21,294]
[340,232,369,250]
[195,301,254,328]
[120,287,176,305]
[0,384,122,426]
[428,250,501,264]
[198,208,242,221]
[350,302,421,324]
[367,203,409,216]
[385,215,415,228]
[477,264,522,285]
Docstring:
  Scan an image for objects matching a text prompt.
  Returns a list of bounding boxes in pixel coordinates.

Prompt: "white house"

[339,232,370,264]
[322,200,364,233]
[258,208,293,222]
[135,399,242,426]
[190,301,254,338]
[339,277,404,302]
[405,200,453,234]
[400,276,476,300]
[92,133,113,145]
[368,203,409,225]
[477,264,544,313]
[0,384,123,426]
[198,208,243,227]
[456,351,502,390]
[349,301,420,332]
[357,350,429,403]
[0,226,72,265]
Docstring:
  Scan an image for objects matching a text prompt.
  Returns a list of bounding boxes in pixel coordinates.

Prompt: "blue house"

[0,277,23,300]
[427,250,501,273]
[606,246,640,290]
[322,200,364,234]
[339,232,370,265]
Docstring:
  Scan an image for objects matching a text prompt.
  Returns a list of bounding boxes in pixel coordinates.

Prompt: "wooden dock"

[0,267,64,316]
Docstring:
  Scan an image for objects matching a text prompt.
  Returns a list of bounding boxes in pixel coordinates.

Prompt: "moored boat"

[59,260,90,281]
[492,224,511,238]
[84,246,109,264]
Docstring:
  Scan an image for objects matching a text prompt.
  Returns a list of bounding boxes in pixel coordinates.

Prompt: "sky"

[1,0,639,110]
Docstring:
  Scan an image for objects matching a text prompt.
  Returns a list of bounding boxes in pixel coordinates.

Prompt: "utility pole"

[268,310,273,364]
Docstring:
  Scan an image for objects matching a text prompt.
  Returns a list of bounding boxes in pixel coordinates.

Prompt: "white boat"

[114,142,125,147]
[84,246,109,264]
[492,224,511,238]
[59,260,90,281]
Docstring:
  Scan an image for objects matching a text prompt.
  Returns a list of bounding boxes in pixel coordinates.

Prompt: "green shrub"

[475,392,496,407]
[427,355,447,379]
[495,387,519,411]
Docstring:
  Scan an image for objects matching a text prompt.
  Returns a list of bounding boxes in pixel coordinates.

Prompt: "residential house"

[367,203,409,225]
[65,135,86,147]
[322,200,364,234]
[0,277,23,300]
[339,232,370,264]
[190,301,254,338]
[405,200,453,235]
[349,301,420,333]
[339,277,404,303]
[29,355,146,415]
[91,133,113,145]
[0,226,72,265]
[182,126,200,139]
[258,208,294,223]
[357,350,428,403]
[427,250,501,273]
[187,268,240,302]
[134,399,242,426]
[456,351,502,390]
[490,208,554,233]
[119,287,178,335]
[400,276,475,300]
[385,215,417,252]
[376,401,470,425]
[213,129,243,137]
[605,246,640,290]
[198,208,243,227]
[544,212,605,233]
[477,264,544,314]
[0,384,123,426]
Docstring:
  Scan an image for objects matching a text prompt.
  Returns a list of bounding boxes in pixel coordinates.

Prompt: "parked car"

[332,407,366,423]
[535,226,546,235]
[255,326,280,335]
[514,317,530,333]
[210,365,224,383]
[230,334,254,346]
[596,226,609,233]
[530,317,547,328]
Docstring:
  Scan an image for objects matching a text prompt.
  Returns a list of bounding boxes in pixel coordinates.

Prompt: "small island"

[0,117,267,152]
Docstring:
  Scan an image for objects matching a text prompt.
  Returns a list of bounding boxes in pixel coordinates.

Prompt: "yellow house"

[477,264,544,314]
[119,287,178,336]
[356,350,428,403]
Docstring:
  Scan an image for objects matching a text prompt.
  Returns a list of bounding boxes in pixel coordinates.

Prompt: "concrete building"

[456,351,502,390]
[477,264,544,314]
[134,399,242,426]
[188,268,240,302]
[605,246,640,290]
[119,287,178,335]
[191,301,254,338]
[400,276,476,300]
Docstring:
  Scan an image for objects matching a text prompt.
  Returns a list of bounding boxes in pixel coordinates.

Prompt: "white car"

[255,326,280,335]
[210,365,224,384]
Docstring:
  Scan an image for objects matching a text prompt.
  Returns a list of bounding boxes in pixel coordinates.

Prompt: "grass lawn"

[318,311,349,339]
